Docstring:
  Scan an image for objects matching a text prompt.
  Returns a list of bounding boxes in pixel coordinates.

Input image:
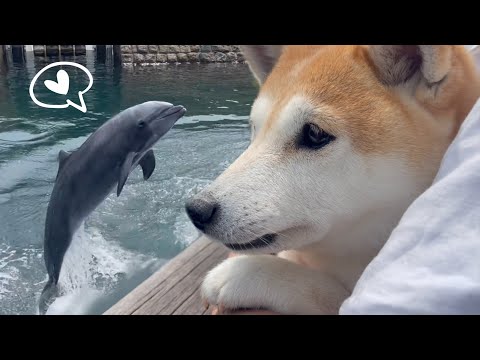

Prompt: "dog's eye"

[300,123,335,150]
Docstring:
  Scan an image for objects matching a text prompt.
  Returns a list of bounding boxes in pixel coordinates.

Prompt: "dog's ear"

[368,45,453,87]
[240,45,284,84]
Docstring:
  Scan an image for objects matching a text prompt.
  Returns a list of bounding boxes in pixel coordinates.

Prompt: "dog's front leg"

[201,254,349,315]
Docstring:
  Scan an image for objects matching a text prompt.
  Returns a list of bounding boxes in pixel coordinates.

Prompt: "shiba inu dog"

[186,45,480,314]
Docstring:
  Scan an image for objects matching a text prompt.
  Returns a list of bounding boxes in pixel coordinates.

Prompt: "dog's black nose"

[185,196,218,231]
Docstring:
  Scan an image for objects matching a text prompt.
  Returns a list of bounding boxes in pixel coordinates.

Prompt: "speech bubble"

[29,61,93,113]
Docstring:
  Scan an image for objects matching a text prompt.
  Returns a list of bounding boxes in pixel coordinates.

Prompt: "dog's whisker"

[242,227,278,254]
[254,224,296,243]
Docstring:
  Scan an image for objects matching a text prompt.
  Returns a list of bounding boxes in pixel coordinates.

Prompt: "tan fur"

[259,46,479,161]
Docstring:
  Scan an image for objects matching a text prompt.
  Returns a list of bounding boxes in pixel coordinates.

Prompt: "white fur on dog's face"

[199,93,419,254]
[190,45,480,255]
[196,45,480,314]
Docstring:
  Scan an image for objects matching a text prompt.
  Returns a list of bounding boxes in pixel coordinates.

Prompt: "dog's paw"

[201,255,279,313]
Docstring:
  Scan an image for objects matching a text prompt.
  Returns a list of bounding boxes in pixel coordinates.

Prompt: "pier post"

[86,45,96,75]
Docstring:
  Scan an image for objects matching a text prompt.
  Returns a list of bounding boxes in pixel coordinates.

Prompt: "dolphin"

[38,101,186,315]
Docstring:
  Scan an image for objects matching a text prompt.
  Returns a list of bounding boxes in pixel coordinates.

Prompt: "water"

[0,55,257,314]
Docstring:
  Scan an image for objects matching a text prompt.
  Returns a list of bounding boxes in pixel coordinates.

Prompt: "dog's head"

[186,45,480,254]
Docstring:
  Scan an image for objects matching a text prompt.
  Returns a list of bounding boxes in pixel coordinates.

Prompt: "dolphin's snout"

[133,101,186,125]
[163,104,186,118]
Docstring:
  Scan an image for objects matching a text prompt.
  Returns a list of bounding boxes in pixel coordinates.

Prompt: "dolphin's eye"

[299,123,335,150]
[137,120,146,129]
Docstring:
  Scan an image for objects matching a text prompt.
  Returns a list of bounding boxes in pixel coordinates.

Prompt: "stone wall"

[33,45,86,56]
[121,45,245,65]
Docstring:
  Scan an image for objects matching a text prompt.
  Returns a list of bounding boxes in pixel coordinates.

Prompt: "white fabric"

[340,49,480,314]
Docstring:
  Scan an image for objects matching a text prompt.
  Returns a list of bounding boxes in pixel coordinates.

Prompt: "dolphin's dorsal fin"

[58,150,70,167]
[139,150,156,180]
[56,150,71,180]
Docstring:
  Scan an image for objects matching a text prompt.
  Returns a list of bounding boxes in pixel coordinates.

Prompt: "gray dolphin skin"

[38,101,186,315]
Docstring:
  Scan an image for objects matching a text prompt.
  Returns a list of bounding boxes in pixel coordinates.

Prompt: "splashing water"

[44,223,164,315]
[0,61,255,314]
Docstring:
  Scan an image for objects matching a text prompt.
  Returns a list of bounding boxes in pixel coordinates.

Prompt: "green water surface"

[0,56,257,314]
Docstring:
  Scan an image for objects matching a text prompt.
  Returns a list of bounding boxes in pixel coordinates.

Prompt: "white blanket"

[340,47,480,315]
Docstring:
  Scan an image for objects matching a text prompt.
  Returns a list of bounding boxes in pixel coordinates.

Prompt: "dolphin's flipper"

[117,152,136,197]
[38,277,58,315]
[56,150,71,180]
[139,150,156,180]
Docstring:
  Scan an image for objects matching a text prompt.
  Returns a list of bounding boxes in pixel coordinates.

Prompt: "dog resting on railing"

[185,45,480,314]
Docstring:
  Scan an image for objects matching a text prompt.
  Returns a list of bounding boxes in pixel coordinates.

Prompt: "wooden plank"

[131,241,224,314]
[172,283,204,315]
[105,236,215,315]
[104,236,228,315]
[141,245,228,315]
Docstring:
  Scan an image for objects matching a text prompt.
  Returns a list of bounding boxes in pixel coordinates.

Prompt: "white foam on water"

[44,288,104,315]
[173,212,200,247]
[45,223,161,315]
[0,272,16,300]
[0,246,20,301]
